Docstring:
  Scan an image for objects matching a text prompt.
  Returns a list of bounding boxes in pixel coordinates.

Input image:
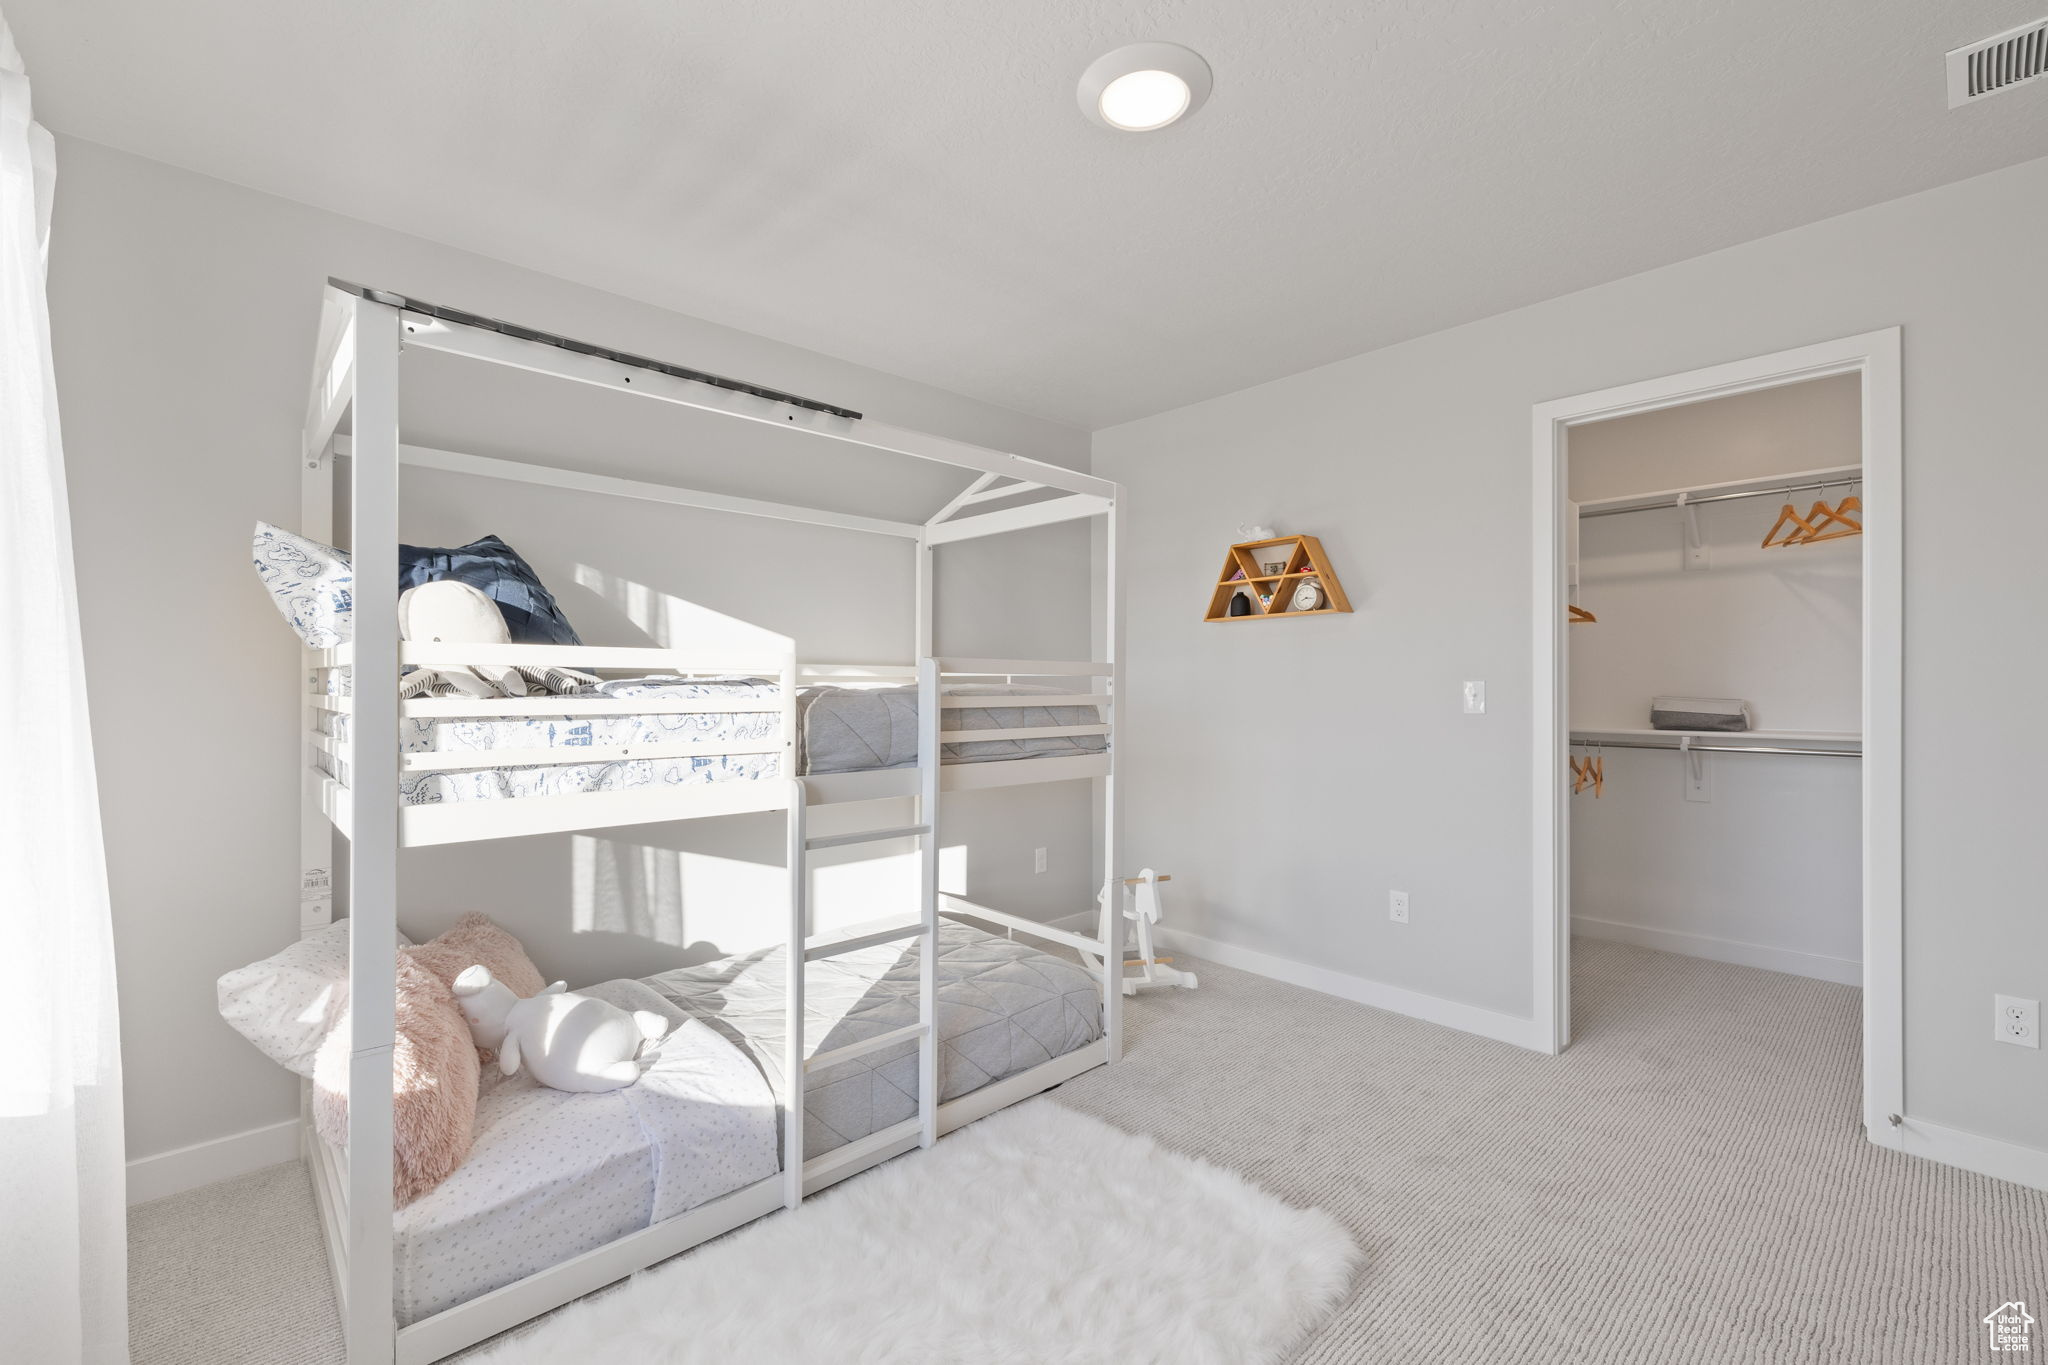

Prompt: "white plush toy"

[452,965,669,1094]
[396,579,600,700]
[397,580,520,697]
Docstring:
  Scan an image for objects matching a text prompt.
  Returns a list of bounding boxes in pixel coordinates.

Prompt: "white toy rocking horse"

[1082,868,1197,995]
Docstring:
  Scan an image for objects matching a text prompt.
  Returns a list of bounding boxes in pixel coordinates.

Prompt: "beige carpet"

[130,940,2048,1363]
[128,1157,343,1365]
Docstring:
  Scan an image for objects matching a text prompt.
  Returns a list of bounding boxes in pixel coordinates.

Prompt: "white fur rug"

[470,1099,1358,1365]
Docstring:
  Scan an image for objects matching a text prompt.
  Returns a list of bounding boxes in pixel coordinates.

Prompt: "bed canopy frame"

[299,280,1124,1363]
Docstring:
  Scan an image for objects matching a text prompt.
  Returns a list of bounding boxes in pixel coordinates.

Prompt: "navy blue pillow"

[396,535,582,646]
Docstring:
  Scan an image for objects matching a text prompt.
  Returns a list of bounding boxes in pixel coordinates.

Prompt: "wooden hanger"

[1799,493,1862,544]
[1568,603,1597,624]
[1568,752,1605,796]
[1782,498,1836,546]
[1761,496,1820,548]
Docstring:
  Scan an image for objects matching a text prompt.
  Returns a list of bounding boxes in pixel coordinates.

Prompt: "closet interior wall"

[1567,374,1863,985]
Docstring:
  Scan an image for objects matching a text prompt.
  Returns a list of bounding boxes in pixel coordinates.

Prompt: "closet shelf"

[1570,726,1861,745]
[1575,463,1862,518]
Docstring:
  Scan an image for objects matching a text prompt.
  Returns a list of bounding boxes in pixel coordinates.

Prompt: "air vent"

[1948,18,2048,107]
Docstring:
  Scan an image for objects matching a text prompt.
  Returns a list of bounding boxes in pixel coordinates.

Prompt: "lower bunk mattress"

[388,921,1102,1325]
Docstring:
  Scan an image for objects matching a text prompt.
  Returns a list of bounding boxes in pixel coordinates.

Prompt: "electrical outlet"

[1389,890,1410,924]
[1033,847,1047,874]
[1462,681,1486,715]
[1996,995,2039,1048]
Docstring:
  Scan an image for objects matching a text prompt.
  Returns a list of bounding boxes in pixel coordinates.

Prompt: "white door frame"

[1528,329,1903,1143]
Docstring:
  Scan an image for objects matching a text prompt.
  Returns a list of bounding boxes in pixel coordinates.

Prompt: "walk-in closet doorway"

[1530,331,1904,1150]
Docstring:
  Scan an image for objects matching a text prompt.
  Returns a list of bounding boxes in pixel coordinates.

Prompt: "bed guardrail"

[933,660,1113,752]
[306,643,799,849]
[797,658,1114,743]
[939,893,1105,957]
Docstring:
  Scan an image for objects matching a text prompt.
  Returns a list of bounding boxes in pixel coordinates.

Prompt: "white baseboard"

[1572,915,1861,986]
[126,1117,301,1205]
[1152,926,1549,1052]
[1868,1114,2048,1193]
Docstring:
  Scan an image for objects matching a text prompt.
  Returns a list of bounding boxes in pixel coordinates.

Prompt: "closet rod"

[1578,475,1859,519]
[1575,738,1860,758]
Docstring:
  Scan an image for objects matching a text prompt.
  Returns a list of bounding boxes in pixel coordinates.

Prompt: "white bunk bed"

[298,280,1125,1364]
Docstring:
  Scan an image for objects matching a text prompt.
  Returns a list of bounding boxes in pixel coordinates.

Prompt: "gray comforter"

[798,684,1107,774]
[643,922,1102,1158]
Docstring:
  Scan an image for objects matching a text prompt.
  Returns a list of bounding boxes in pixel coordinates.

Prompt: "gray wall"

[48,137,1094,1164]
[1567,372,1863,502]
[1093,155,2048,1155]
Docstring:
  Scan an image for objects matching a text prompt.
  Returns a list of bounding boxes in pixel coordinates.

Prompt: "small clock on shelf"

[1290,578,1325,612]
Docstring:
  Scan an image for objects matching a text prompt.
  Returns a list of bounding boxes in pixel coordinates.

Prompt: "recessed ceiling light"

[1078,42,1212,132]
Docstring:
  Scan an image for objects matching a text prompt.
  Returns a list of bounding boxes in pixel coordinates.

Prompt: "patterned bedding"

[320,676,1107,807]
[387,924,1101,1325]
[319,675,783,805]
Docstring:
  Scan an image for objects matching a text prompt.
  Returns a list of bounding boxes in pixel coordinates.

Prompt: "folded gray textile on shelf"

[1649,695,1753,731]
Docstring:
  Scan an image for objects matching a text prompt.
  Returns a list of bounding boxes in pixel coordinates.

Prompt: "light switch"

[1463,681,1486,715]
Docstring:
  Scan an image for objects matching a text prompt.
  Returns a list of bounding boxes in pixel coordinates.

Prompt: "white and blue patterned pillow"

[253,521,353,648]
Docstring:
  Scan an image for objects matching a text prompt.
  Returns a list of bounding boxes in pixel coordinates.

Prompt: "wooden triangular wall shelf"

[1204,534,1352,622]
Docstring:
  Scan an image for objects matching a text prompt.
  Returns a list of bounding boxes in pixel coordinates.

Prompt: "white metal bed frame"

[297,281,1125,1364]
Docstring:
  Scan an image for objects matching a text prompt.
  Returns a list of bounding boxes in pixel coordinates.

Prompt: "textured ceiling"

[10,1,2048,428]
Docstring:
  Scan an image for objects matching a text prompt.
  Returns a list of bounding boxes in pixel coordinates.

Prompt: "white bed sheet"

[388,980,778,1326]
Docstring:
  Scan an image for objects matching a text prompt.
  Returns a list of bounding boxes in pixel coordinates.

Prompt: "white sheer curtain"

[0,12,130,1363]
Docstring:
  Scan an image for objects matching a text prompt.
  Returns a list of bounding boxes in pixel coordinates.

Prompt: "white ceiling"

[11,1,2048,428]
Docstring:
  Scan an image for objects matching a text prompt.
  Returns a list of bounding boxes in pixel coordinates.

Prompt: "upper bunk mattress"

[798,684,1106,775]
[320,675,782,805]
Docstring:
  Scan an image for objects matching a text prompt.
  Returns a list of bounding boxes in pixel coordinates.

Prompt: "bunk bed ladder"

[782,682,942,1208]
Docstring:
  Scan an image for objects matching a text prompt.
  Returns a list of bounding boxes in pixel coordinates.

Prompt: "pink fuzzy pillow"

[313,954,480,1208]
[404,912,547,1000]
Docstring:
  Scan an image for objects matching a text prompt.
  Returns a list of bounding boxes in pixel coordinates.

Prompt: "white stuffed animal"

[396,579,600,700]
[452,965,669,1094]
[397,580,521,697]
